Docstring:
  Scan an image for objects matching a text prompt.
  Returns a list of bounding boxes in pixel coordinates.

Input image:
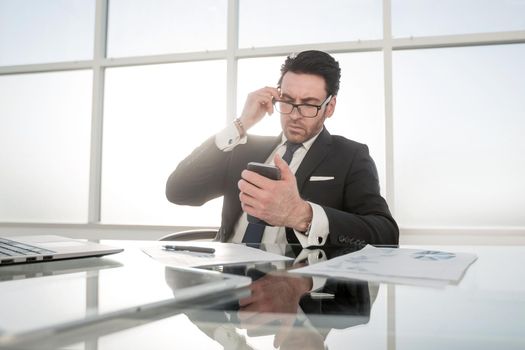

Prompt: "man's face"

[278,71,336,144]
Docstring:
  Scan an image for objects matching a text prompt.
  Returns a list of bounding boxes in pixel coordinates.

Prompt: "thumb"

[274,154,293,180]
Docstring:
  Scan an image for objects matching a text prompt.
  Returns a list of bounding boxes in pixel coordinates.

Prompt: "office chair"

[159,228,218,241]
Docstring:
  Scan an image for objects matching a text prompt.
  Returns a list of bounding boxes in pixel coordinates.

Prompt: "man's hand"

[238,154,313,231]
[238,273,312,314]
[237,273,313,348]
[238,87,281,131]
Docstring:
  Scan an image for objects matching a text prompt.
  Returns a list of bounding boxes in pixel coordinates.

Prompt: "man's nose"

[289,106,302,120]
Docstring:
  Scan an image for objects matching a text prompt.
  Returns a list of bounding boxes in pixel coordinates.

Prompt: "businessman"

[166,50,398,247]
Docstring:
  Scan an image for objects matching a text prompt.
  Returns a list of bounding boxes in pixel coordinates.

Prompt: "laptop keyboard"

[0,238,55,257]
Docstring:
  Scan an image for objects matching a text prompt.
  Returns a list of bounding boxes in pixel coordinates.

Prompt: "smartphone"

[245,162,280,225]
[247,162,281,180]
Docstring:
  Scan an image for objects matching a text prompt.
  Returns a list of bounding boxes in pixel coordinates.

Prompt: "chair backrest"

[159,229,218,241]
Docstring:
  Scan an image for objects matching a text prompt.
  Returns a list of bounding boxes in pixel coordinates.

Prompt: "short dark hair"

[277,50,341,97]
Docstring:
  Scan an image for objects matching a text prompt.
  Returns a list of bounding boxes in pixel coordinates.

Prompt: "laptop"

[0,256,123,282]
[0,235,123,265]
[0,253,251,348]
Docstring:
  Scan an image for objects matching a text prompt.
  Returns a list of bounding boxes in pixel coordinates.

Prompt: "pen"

[162,245,215,254]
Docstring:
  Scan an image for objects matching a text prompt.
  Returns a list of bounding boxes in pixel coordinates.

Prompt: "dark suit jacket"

[166,128,399,246]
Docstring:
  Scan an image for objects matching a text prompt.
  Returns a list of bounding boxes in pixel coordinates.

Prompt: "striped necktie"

[242,142,302,243]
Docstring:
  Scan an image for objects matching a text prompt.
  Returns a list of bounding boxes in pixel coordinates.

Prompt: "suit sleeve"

[165,136,231,206]
[323,144,399,246]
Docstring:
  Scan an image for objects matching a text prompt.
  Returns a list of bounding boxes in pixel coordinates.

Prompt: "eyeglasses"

[273,95,332,118]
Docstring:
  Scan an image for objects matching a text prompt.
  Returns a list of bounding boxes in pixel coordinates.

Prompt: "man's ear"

[325,95,337,119]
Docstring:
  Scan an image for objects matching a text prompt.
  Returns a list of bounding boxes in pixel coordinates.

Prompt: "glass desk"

[0,241,523,350]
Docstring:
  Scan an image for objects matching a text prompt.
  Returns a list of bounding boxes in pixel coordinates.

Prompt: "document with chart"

[290,245,477,287]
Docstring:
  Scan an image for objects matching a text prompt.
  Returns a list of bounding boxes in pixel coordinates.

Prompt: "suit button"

[338,235,345,243]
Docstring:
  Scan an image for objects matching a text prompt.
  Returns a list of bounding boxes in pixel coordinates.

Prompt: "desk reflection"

[166,245,376,350]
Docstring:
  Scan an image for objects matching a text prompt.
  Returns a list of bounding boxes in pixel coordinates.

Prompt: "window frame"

[0,0,524,234]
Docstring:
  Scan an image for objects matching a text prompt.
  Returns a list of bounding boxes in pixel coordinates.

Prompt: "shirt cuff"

[215,122,247,152]
[294,202,329,248]
[294,248,327,292]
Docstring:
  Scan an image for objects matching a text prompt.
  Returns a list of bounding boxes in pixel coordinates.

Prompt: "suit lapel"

[234,135,281,171]
[228,135,282,227]
[295,128,332,191]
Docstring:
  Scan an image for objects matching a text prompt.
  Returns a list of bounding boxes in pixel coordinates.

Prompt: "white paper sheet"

[142,242,292,268]
[290,245,477,287]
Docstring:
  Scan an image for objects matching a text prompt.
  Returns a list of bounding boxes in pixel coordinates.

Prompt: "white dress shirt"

[215,123,330,248]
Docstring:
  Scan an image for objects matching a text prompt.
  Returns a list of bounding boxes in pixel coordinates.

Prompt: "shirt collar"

[280,127,323,151]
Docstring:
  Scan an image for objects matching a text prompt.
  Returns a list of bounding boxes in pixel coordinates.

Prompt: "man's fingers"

[240,169,275,189]
[261,86,280,101]
[259,87,281,115]
[255,88,277,106]
[238,178,269,217]
[239,192,257,211]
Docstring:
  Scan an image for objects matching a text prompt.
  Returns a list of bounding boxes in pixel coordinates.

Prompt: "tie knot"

[282,141,302,165]
[286,141,301,152]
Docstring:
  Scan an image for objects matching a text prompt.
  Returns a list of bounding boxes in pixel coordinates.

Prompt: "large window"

[239,0,382,48]
[392,0,525,37]
[0,71,93,223]
[1,1,524,233]
[107,0,227,57]
[330,52,386,195]
[102,61,226,226]
[393,44,525,227]
[0,0,95,66]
